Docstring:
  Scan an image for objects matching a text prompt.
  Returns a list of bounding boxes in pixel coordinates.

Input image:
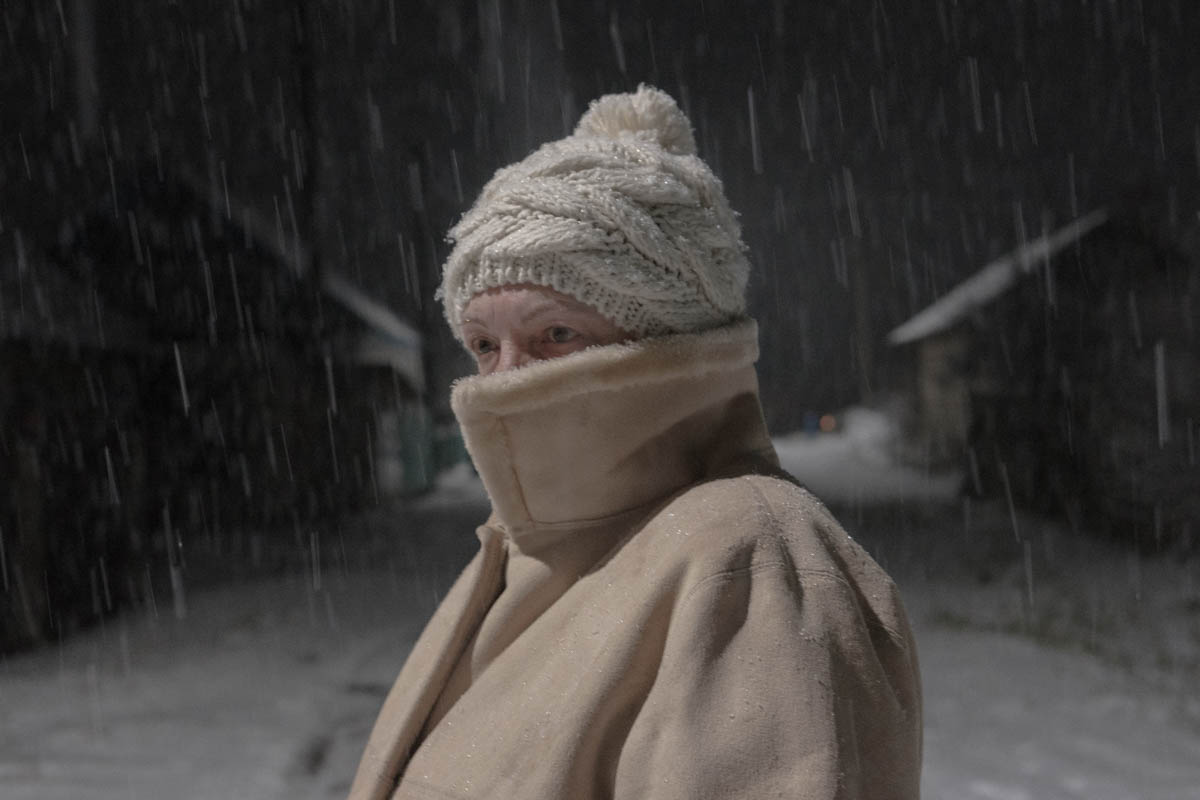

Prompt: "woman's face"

[460,284,631,375]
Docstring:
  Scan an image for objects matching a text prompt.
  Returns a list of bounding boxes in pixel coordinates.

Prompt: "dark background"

[5,0,1199,423]
[1,0,1198,647]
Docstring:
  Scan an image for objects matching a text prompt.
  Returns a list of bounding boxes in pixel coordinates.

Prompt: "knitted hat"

[438,84,751,340]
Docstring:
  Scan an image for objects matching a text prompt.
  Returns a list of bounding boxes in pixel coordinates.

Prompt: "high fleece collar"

[450,319,779,535]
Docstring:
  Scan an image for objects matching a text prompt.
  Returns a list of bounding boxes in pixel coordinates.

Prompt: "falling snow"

[2,1,1199,798]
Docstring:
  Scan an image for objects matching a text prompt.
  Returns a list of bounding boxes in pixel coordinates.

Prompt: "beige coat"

[349,320,922,799]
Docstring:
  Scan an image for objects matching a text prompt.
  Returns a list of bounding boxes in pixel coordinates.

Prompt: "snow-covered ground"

[0,500,478,800]
[2,408,1198,799]
[774,406,963,504]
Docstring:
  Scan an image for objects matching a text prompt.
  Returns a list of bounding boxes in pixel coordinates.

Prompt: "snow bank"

[774,406,962,503]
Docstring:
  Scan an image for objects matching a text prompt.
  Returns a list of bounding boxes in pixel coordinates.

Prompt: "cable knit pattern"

[438,84,751,339]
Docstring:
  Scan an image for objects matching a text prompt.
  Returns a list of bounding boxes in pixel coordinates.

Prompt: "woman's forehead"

[462,285,602,323]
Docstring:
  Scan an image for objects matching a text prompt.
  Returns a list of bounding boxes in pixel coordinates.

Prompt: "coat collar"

[450,319,778,537]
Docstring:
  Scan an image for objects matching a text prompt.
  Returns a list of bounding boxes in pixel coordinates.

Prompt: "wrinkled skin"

[459,284,632,375]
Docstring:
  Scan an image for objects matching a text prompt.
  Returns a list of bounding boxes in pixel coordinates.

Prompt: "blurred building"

[0,163,431,650]
[889,206,1199,550]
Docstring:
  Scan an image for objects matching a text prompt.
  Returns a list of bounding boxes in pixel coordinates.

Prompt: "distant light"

[819,414,837,433]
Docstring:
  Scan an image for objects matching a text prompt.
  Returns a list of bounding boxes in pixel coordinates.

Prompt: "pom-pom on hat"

[438,84,751,340]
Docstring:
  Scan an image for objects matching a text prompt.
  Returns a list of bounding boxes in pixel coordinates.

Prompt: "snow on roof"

[321,271,425,392]
[175,168,425,390]
[886,208,1110,346]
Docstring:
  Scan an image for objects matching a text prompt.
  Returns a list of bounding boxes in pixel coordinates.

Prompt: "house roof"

[885,208,1110,346]
[26,164,425,391]
[321,271,424,392]
[176,169,425,391]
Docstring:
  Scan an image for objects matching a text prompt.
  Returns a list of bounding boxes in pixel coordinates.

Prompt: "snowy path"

[3,555,1197,799]
[0,566,420,799]
[0,501,477,800]
[918,624,1200,800]
[2,446,1199,798]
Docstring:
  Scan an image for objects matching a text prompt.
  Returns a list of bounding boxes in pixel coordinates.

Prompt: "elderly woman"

[349,85,921,800]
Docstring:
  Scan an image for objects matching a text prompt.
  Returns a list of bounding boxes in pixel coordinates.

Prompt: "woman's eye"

[472,338,497,355]
[546,326,578,344]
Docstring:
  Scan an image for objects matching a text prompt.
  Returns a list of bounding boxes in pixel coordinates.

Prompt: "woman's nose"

[495,341,534,372]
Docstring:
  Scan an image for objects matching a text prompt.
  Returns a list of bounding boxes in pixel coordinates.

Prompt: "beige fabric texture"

[348,321,923,800]
[437,85,751,340]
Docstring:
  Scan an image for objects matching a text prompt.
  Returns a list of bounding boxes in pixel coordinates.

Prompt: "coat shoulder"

[643,472,862,577]
[640,471,915,650]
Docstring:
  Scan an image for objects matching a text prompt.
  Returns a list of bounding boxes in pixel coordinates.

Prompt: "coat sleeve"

[612,555,922,800]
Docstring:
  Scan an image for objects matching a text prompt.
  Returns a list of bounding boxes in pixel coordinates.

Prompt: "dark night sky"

[3,0,1200,425]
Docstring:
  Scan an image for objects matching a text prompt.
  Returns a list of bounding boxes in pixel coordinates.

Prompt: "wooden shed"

[888,209,1199,549]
